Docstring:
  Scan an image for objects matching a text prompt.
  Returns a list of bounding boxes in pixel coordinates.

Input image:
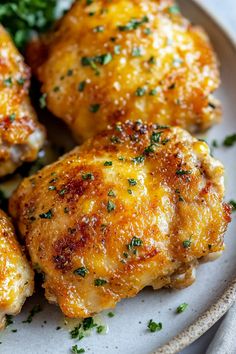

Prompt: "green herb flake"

[148,56,156,64]
[74,267,88,278]
[114,45,121,54]
[108,190,116,197]
[132,155,145,164]
[94,278,107,286]
[22,304,42,324]
[128,178,137,186]
[168,5,180,14]
[39,209,53,219]
[135,87,146,96]
[144,28,152,35]
[183,238,192,249]
[89,103,100,113]
[3,77,12,87]
[176,169,191,176]
[78,81,86,92]
[82,173,94,181]
[132,47,142,57]
[147,319,162,332]
[97,325,106,334]
[71,345,85,354]
[104,161,112,166]
[118,16,149,31]
[86,0,93,5]
[229,200,236,211]
[107,200,116,212]
[127,236,142,250]
[107,312,115,317]
[223,134,236,147]
[48,185,56,191]
[9,113,16,122]
[93,25,104,33]
[39,93,47,109]
[176,303,188,313]
[17,77,26,85]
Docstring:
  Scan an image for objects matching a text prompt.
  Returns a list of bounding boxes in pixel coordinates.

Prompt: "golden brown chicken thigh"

[0,210,34,329]
[27,0,221,141]
[9,122,230,318]
[0,25,45,176]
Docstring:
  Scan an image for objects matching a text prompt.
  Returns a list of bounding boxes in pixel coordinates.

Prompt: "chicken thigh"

[9,122,230,318]
[27,0,221,141]
[0,210,34,329]
[0,25,45,176]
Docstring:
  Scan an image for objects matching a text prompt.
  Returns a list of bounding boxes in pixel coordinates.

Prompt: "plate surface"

[1,1,236,354]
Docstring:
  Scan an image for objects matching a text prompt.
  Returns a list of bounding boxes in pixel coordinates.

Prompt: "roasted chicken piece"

[0,25,45,177]
[9,122,230,318]
[0,210,34,329]
[27,0,221,142]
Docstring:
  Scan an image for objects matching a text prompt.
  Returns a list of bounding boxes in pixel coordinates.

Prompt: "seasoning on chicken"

[0,25,45,176]
[27,0,221,141]
[9,122,230,318]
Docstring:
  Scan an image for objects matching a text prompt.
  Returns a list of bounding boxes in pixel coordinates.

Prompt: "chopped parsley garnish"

[89,103,100,113]
[135,87,146,96]
[128,178,137,186]
[48,185,56,191]
[176,303,188,313]
[0,0,57,49]
[147,319,162,332]
[86,0,93,5]
[59,188,68,196]
[22,304,42,323]
[223,134,236,147]
[148,56,156,64]
[9,113,16,122]
[151,131,163,144]
[127,236,142,250]
[78,81,86,92]
[114,45,121,54]
[110,136,121,144]
[82,173,94,180]
[212,140,219,148]
[176,169,191,176]
[39,93,47,109]
[132,47,142,57]
[127,189,132,195]
[104,161,112,166]
[39,209,53,219]
[168,5,180,14]
[81,53,112,70]
[70,327,84,340]
[97,325,106,334]
[132,155,145,164]
[67,69,73,76]
[74,267,88,278]
[107,200,116,212]
[108,190,116,197]
[183,238,192,249]
[3,77,12,87]
[71,345,85,354]
[118,16,149,31]
[149,89,157,96]
[82,317,96,331]
[107,312,115,318]
[229,200,236,211]
[17,77,26,85]
[94,278,107,286]
[93,25,104,32]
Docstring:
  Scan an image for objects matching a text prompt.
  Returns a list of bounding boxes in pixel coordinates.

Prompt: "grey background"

[181,0,236,352]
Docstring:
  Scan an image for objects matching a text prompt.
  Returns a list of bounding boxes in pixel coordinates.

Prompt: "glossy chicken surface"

[9,122,230,318]
[28,0,221,142]
[0,25,45,176]
[0,210,34,329]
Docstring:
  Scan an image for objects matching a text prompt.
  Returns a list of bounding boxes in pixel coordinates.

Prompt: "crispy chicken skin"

[0,210,34,329]
[9,122,230,318]
[0,25,45,177]
[27,0,221,142]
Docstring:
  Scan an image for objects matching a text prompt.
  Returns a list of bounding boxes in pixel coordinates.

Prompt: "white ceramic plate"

[1,1,236,353]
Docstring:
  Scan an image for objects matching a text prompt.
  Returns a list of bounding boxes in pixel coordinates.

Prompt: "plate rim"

[153,1,236,353]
